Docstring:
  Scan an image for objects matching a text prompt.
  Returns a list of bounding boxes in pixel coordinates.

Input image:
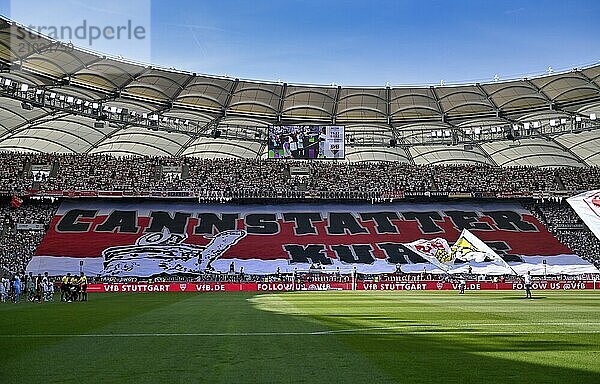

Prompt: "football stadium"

[1,1,600,383]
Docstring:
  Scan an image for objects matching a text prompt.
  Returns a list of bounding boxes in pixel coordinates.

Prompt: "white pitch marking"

[1,322,599,338]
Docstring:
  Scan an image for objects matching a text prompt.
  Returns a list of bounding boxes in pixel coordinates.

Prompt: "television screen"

[268,125,345,159]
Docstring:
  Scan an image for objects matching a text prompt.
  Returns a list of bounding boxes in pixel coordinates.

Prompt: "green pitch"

[1,291,599,383]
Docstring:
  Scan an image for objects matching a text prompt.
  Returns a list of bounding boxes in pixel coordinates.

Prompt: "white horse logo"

[101,229,246,277]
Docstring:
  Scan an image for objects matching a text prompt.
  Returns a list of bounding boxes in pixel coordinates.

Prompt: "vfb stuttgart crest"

[583,191,600,218]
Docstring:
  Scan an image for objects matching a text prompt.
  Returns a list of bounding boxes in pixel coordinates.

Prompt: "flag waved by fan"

[450,229,515,274]
[405,237,453,271]
[10,195,23,209]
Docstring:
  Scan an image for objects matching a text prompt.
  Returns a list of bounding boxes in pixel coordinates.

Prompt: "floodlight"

[575,116,582,122]
[590,113,597,120]
[549,119,557,126]
[20,84,29,92]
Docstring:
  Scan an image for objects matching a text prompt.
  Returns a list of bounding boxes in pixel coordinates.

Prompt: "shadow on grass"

[308,311,598,383]
[0,292,598,384]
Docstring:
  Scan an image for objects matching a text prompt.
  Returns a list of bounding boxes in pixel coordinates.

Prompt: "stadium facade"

[0,16,599,166]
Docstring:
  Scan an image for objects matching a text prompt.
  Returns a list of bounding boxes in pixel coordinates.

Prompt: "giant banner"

[27,201,599,276]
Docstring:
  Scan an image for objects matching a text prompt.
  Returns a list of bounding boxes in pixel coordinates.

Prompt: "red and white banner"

[27,201,599,276]
[86,280,600,293]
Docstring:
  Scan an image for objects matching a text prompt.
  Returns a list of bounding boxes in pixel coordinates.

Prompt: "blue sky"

[1,0,599,85]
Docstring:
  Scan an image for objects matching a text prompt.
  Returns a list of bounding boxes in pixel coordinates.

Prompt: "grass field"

[1,291,599,383]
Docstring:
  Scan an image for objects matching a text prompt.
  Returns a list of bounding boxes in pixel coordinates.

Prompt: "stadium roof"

[0,17,599,166]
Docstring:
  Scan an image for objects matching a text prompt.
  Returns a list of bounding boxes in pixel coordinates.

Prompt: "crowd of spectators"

[525,201,600,267]
[1,150,600,273]
[2,152,600,196]
[0,231,45,274]
[533,202,584,229]
[557,167,600,192]
[432,165,557,192]
[554,230,600,268]
[0,200,58,274]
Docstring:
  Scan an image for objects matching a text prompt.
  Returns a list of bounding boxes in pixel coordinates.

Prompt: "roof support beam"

[256,139,267,160]
[524,79,555,110]
[168,75,196,105]
[277,83,288,123]
[0,110,54,140]
[222,78,239,117]
[476,143,499,166]
[331,86,341,124]
[476,83,504,118]
[175,135,197,157]
[72,56,104,75]
[84,123,128,154]
[386,86,398,140]
[543,134,587,166]
[10,111,70,133]
[402,144,415,165]
[452,127,499,166]
[429,86,446,122]
[197,113,225,136]
[117,66,153,95]
[577,70,600,94]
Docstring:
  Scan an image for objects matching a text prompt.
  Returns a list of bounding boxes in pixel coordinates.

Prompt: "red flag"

[10,195,23,209]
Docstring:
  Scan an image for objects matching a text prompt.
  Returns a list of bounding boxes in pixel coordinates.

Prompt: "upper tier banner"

[27,201,599,276]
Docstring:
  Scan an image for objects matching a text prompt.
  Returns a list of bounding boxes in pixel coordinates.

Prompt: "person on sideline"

[13,275,22,303]
[524,271,533,299]
[79,272,88,302]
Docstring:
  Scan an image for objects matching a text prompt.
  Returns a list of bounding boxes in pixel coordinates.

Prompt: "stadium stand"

[525,201,600,268]
[0,200,56,274]
[2,152,600,197]
[0,17,599,279]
